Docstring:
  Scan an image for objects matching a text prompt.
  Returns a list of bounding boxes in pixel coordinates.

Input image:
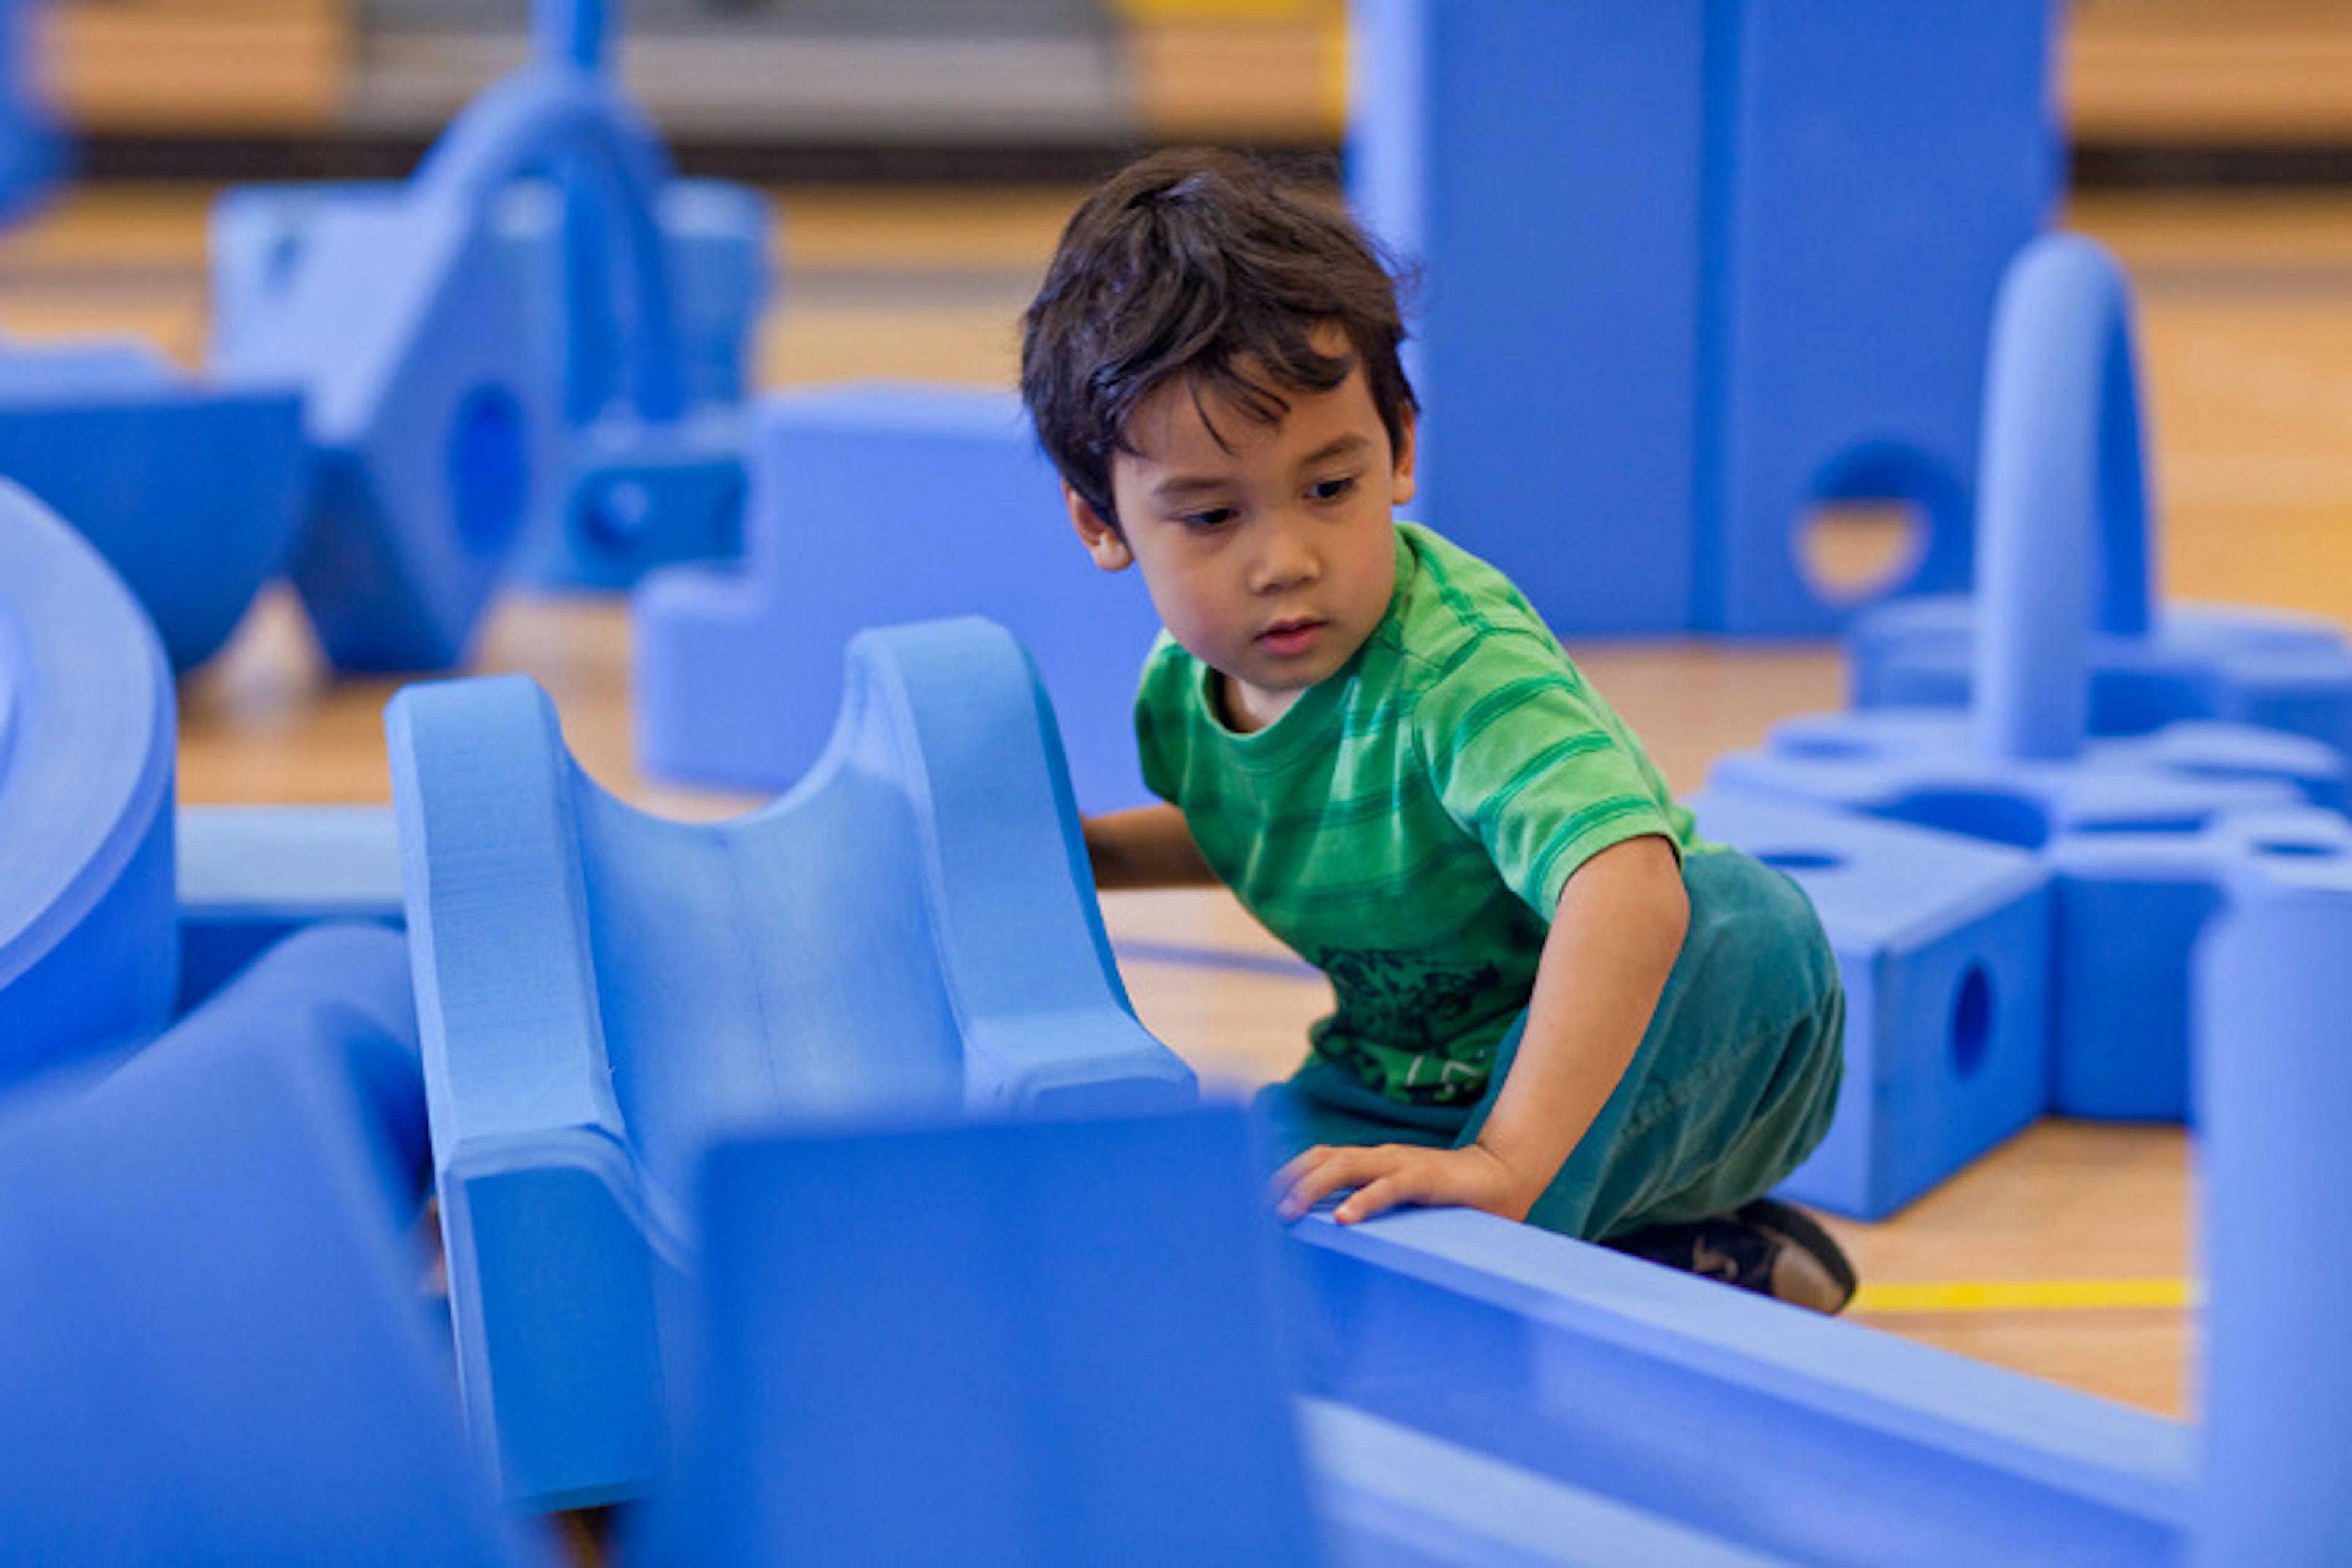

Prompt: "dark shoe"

[1601,1197,1858,1314]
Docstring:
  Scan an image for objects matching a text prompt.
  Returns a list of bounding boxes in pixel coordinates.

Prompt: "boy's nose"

[1251,522,1318,592]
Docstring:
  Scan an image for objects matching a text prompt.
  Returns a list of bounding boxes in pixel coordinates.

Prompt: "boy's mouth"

[1257,617,1325,657]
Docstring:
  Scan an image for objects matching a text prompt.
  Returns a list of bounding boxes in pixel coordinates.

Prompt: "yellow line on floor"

[1851,1278,2196,1314]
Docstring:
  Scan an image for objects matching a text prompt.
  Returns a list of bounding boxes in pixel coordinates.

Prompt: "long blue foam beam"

[0,923,543,1566]
[389,614,1195,1509]
[0,481,178,1088]
[1285,1210,2192,1567]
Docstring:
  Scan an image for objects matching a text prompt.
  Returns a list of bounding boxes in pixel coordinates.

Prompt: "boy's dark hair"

[1020,148,1417,531]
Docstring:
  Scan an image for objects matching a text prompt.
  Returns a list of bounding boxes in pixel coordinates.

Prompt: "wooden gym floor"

[10,177,2352,1426]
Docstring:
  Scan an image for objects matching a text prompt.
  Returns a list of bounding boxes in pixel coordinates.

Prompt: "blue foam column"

[633,1110,1319,1566]
[0,481,178,1089]
[633,385,1164,809]
[2195,845,2352,1562]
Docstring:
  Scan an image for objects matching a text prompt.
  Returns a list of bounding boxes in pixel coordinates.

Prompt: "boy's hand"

[1270,1141,1541,1226]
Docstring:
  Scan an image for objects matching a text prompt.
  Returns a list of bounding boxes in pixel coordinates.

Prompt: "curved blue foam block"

[1349,0,2054,635]
[0,337,307,669]
[1850,234,2352,756]
[177,803,404,1012]
[1691,791,2050,1219]
[1287,1208,2190,1566]
[0,924,543,1567]
[389,614,1196,1509]
[633,383,1166,808]
[633,1109,1316,1566]
[0,481,178,1089]
[2197,845,2352,1563]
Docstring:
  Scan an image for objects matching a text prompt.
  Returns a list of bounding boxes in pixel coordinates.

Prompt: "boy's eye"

[1179,507,1238,530]
[1309,475,1358,503]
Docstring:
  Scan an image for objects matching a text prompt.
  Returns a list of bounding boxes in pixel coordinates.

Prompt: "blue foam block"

[1348,0,2054,636]
[633,1109,1318,1566]
[1850,236,2352,756]
[1691,792,2051,1219]
[0,481,178,1090]
[390,615,1196,1509]
[176,803,404,1012]
[0,0,58,222]
[634,383,1166,808]
[1287,1209,2191,1566]
[0,924,541,1567]
[0,337,307,669]
[2198,843,2352,1562]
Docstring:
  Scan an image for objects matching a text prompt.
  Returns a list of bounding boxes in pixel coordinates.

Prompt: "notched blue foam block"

[633,1109,1319,1566]
[0,481,178,1089]
[633,383,1165,809]
[1349,0,2054,635]
[176,803,404,1012]
[391,614,1196,1509]
[1692,791,2050,1219]
[0,923,541,1567]
[0,338,307,670]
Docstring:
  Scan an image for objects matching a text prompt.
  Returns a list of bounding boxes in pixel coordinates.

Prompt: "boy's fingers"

[1334,1172,1416,1225]
[1274,1148,1373,1221]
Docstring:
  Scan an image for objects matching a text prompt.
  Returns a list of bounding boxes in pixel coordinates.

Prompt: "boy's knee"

[1676,851,1841,1031]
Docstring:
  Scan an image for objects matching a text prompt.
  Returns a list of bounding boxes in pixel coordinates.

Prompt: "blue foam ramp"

[0,337,307,669]
[632,1108,1319,1566]
[1850,233,2352,756]
[1349,0,2054,636]
[1691,791,2050,1219]
[177,803,404,1012]
[634,383,1166,808]
[2198,839,2352,1562]
[0,923,543,1567]
[390,614,1196,1509]
[0,480,178,1090]
[1287,1209,2191,1567]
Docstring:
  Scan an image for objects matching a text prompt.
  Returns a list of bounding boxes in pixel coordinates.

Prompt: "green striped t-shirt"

[1136,522,1708,1107]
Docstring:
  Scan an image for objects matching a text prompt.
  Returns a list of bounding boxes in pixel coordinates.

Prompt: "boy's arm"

[1272,833,1689,1225]
[1083,804,1221,890]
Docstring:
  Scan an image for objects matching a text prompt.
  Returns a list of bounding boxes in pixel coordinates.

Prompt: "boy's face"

[1065,351,1415,734]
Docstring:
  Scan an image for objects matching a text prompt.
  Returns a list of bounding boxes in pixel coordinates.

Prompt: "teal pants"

[1254,849,1845,1242]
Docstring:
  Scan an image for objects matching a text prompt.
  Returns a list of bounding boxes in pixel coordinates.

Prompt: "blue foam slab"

[390,614,1196,1509]
[176,803,404,1012]
[2041,805,2352,1122]
[1287,1208,2192,1567]
[1691,791,2051,1219]
[0,339,307,669]
[0,481,178,1090]
[1348,0,2053,636]
[2198,843,2352,1562]
[0,923,541,1567]
[633,383,1166,808]
[632,1109,1319,1566]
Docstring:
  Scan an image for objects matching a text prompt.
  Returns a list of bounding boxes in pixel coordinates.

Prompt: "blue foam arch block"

[1287,1209,2192,1566]
[0,481,178,1089]
[2197,843,2352,1562]
[633,383,1166,809]
[389,614,1196,1509]
[0,923,543,1567]
[633,1109,1320,1566]
[0,337,307,669]
[176,803,405,1012]
[1691,791,2051,1219]
[1348,0,2054,636]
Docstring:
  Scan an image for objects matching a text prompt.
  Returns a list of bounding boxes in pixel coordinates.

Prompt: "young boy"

[1020,149,1853,1311]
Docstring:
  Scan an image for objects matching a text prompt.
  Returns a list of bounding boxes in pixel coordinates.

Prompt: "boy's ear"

[1391,410,1419,507]
[1065,482,1134,571]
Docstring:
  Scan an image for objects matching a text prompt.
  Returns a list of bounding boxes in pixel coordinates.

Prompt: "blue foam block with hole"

[2198,842,2352,1563]
[176,803,405,1012]
[633,1109,1319,1566]
[633,383,1166,807]
[0,922,544,1567]
[390,614,1196,1509]
[1849,234,2352,755]
[1348,0,2054,636]
[1691,791,2051,1220]
[0,481,178,1090]
[0,339,308,669]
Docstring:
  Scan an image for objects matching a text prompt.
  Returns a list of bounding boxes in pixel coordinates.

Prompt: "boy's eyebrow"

[1297,433,1373,469]
[1144,433,1376,502]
